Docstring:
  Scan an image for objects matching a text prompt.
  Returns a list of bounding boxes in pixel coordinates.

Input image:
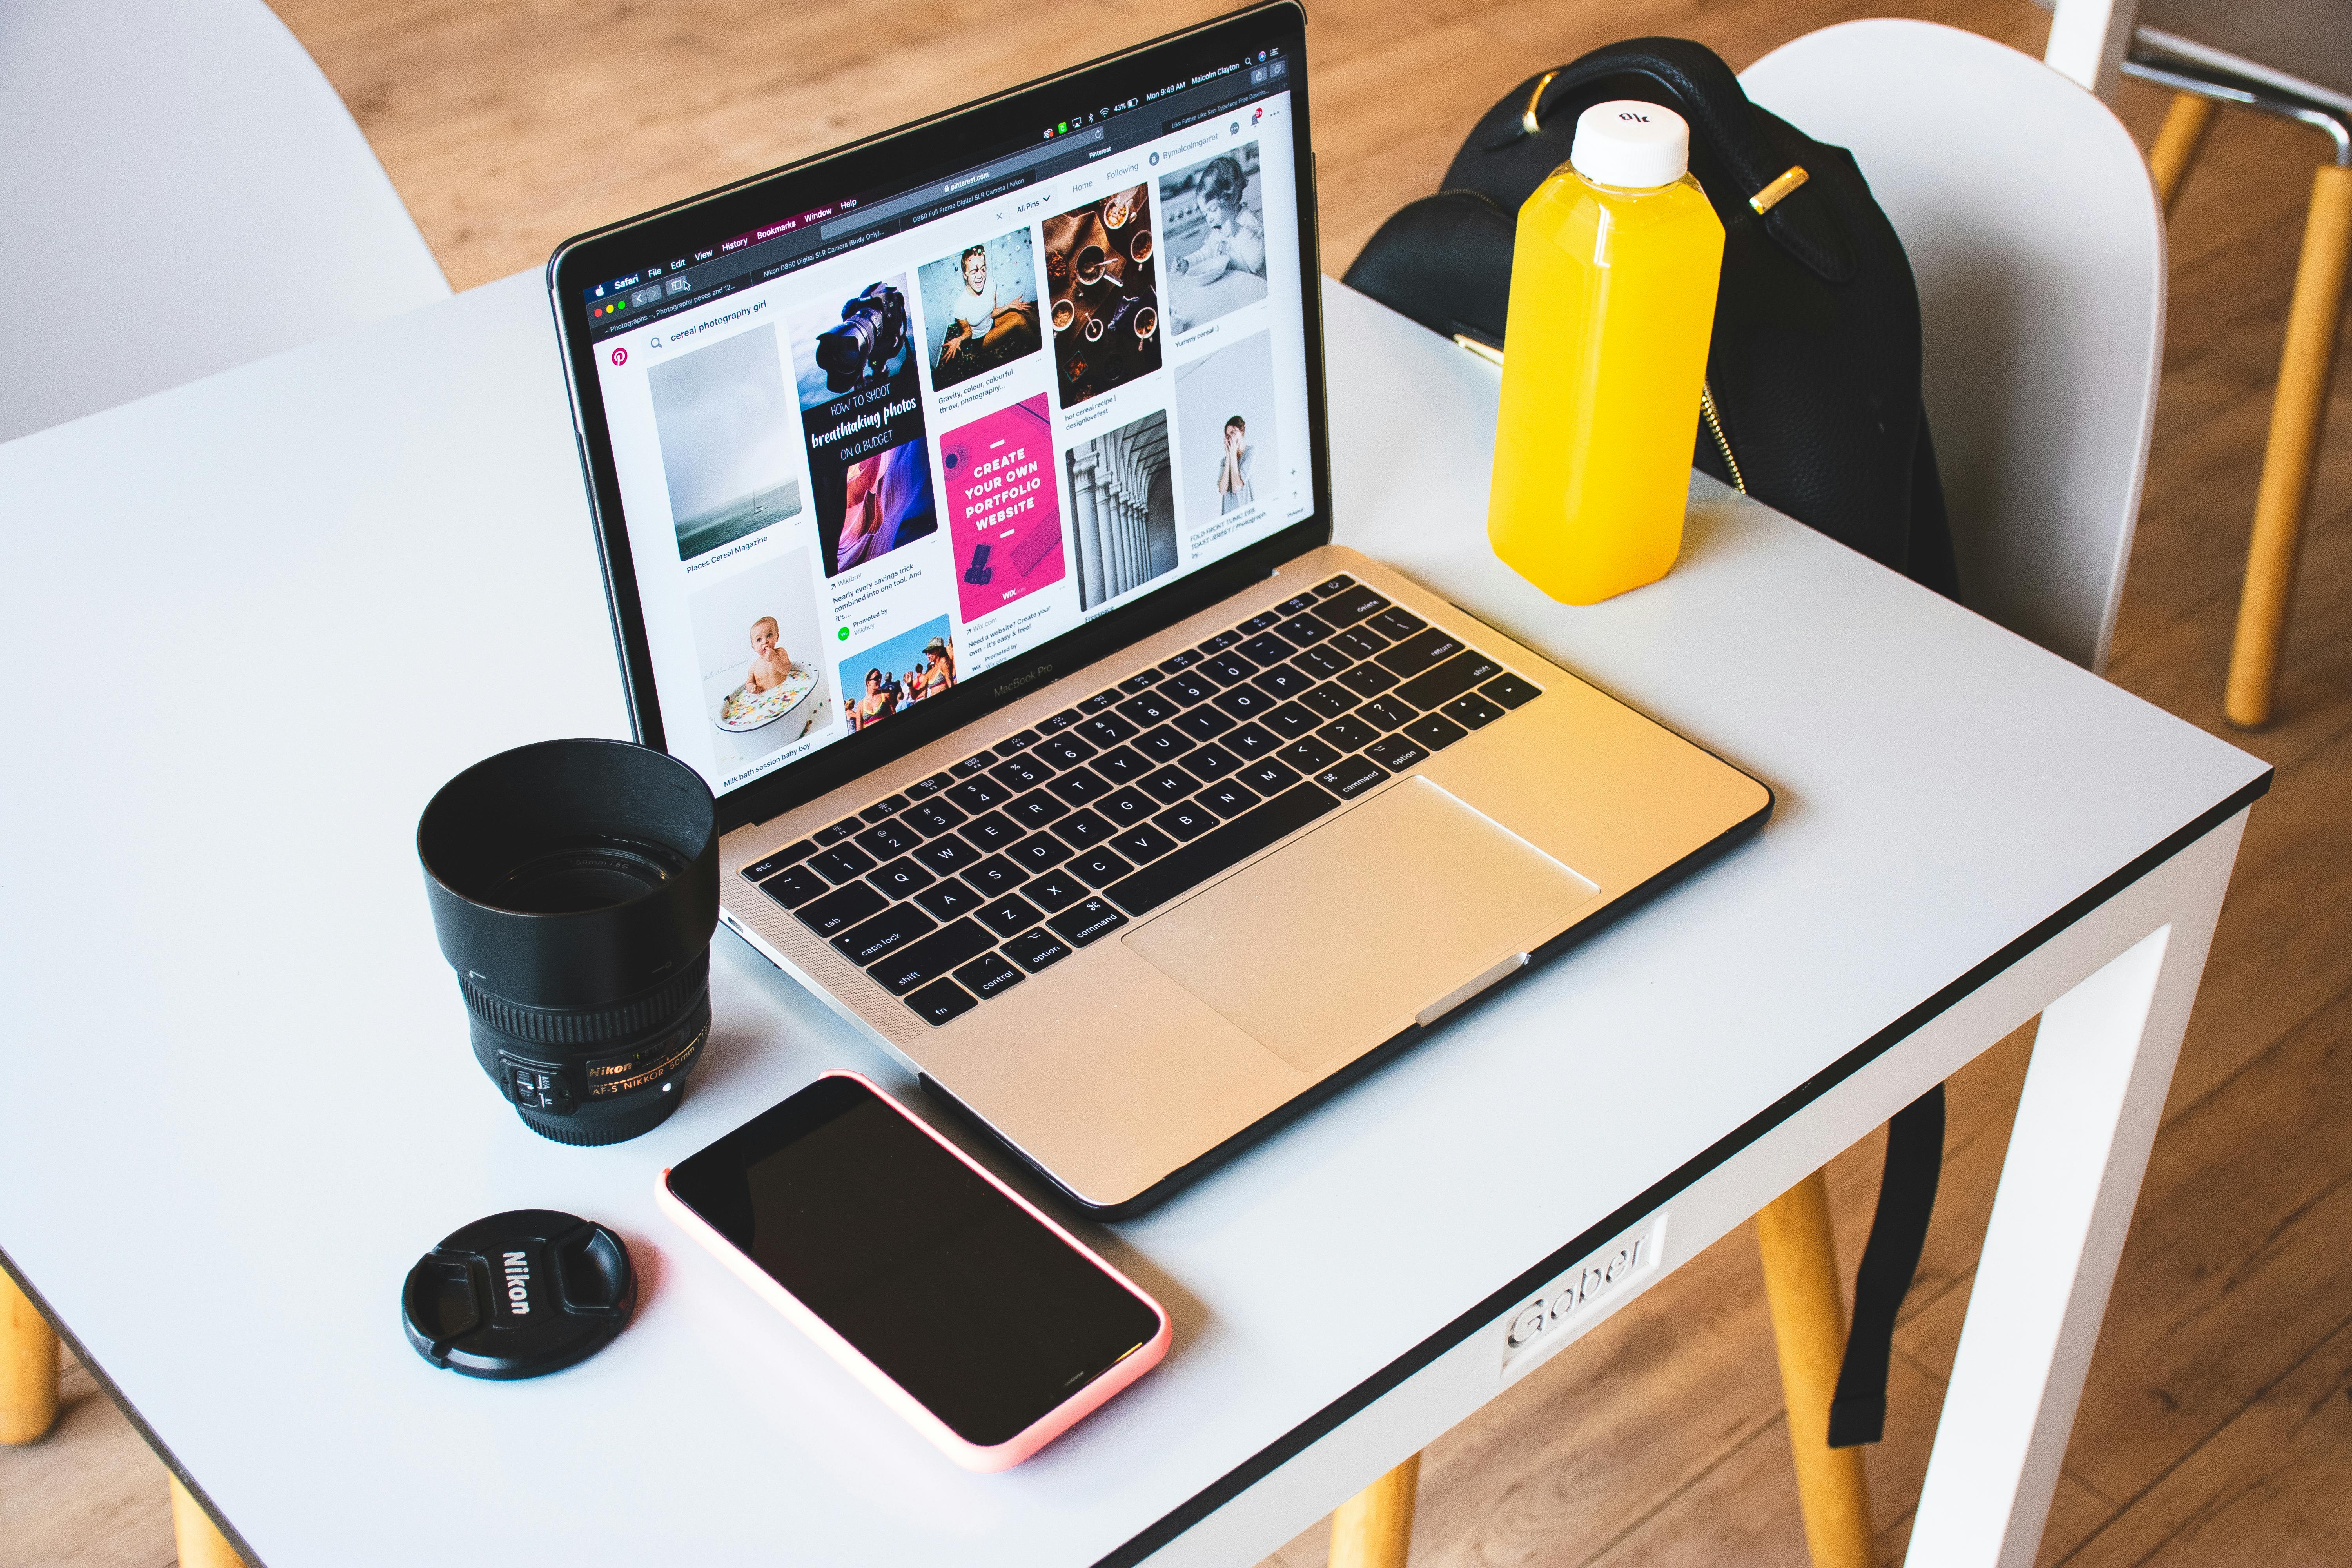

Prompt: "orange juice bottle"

[1488,101,1725,604]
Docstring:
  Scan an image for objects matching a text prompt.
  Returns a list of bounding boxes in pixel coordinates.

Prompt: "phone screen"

[665,1076,1161,1447]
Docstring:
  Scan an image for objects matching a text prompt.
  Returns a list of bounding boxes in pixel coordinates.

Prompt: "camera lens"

[417,739,719,1146]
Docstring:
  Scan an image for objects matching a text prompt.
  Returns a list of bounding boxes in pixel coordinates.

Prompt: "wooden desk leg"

[1,1268,60,1446]
[1758,1172,1874,1568]
[2225,162,2352,730]
[170,1475,249,1568]
[2147,93,2216,215]
[1328,1451,1420,1568]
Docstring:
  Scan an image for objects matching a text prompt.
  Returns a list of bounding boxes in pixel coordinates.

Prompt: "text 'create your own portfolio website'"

[592,86,1314,796]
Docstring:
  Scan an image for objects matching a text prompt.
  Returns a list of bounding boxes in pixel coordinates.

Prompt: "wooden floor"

[7,0,2351,1563]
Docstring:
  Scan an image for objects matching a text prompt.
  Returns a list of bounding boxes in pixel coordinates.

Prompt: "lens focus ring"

[459,953,710,1047]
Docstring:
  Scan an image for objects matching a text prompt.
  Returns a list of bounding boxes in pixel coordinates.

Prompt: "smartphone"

[657,1071,1170,1471]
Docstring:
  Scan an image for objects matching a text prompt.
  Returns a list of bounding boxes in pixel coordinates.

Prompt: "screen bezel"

[663,1072,1163,1447]
[549,2,1326,835]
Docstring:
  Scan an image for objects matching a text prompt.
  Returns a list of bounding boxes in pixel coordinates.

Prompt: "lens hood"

[417,738,718,1007]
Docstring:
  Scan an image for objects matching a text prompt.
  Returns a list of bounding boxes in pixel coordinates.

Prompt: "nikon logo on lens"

[418,739,720,1146]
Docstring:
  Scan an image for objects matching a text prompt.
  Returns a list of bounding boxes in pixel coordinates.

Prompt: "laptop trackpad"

[1123,776,1600,1072]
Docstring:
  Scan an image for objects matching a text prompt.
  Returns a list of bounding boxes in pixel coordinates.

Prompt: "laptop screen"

[561,9,1321,817]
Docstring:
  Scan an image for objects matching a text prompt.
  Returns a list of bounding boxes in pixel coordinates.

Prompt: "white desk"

[0,274,2265,1568]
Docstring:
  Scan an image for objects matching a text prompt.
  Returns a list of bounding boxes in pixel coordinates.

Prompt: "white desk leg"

[1907,846,2230,1566]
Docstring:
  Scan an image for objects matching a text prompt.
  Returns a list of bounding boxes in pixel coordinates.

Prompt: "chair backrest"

[1741,19,2166,672]
[0,0,451,445]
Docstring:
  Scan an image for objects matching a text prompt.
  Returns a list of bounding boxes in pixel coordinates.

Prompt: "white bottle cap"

[1569,100,1691,189]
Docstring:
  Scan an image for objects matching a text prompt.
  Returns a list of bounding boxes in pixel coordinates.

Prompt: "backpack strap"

[1828,1083,1945,1446]
[1445,38,1855,283]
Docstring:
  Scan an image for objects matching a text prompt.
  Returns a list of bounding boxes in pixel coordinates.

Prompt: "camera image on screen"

[813,283,911,393]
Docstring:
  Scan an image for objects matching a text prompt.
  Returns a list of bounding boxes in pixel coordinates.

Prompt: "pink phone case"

[655,1070,1172,1471]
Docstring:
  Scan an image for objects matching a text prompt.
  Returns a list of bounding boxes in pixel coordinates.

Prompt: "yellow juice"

[1488,166,1724,604]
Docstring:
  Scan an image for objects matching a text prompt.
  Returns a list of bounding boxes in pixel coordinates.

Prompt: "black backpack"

[1343,37,1952,1450]
[1342,36,1959,600]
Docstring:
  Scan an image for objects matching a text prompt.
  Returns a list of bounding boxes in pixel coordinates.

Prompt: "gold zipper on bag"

[1700,379,1745,493]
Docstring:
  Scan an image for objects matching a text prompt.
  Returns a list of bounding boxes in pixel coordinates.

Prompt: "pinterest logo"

[610,347,628,366]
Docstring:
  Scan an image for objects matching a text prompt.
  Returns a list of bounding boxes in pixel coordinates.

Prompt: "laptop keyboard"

[738,573,1544,1026]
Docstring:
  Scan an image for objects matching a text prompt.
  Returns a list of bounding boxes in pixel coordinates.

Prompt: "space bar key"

[1103,782,1339,918]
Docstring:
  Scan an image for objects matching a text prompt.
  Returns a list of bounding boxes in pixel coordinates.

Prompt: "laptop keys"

[914,835,980,875]
[1158,650,1202,674]
[1222,722,1281,758]
[1045,766,1111,805]
[1109,824,1180,864]
[831,903,938,966]
[1358,696,1417,730]
[1195,779,1261,818]
[989,753,1053,792]
[808,844,877,884]
[905,978,977,1026]
[1162,671,1216,705]
[1275,593,1319,615]
[1311,574,1356,597]
[1116,689,1181,728]
[1374,627,1468,679]
[757,866,828,909]
[743,841,817,881]
[866,857,936,900]
[1331,626,1390,661]
[1092,745,1152,782]
[1068,848,1135,887]
[1171,704,1235,742]
[1253,662,1315,700]
[1006,831,1073,873]
[1237,757,1302,795]
[951,750,997,777]
[1295,684,1356,720]
[960,856,1029,898]
[1212,685,1278,722]
[1318,715,1381,753]
[958,811,1020,851]
[1048,898,1129,947]
[1260,703,1320,739]
[914,880,984,920]
[1293,642,1352,679]
[869,918,994,994]
[1334,663,1399,699]
[854,818,920,860]
[1023,869,1088,912]
[795,882,888,938]
[1396,649,1506,709]
[860,795,909,822]
[1052,809,1114,849]
[1200,652,1258,685]
[1321,586,1392,624]
[905,798,967,836]
[1005,789,1069,830]
[1033,733,1097,769]
[813,818,862,846]
[1103,782,1339,918]
[953,953,1025,999]
[1002,927,1073,972]
[1315,753,1390,800]
[1271,613,1333,646]
[1483,672,1544,708]
[1402,713,1470,751]
[946,776,1007,812]
[1279,736,1342,773]
[1236,632,1294,666]
[1178,743,1242,782]
[1131,726,1196,763]
[1078,712,1139,747]
[1444,692,1507,730]
[907,771,954,798]
[1366,734,1430,772]
[1117,669,1161,693]
[1154,800,1216,840]
[1368,607,1428,640]
[974,895,1044,939]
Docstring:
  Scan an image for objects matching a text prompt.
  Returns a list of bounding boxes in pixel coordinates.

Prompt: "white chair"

[1728,22,2166,1567]
[1322,24,2169,1568]
[2040,0,2351,728]
[0,0,450,445]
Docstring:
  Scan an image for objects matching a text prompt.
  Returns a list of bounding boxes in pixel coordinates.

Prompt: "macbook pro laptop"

[548,2,1771,1217]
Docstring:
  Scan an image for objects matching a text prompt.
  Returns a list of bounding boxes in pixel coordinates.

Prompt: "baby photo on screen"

[1158,143,1267,336]
[687,543,831,774]
[646,323,805,561]
[918,229,1042,393]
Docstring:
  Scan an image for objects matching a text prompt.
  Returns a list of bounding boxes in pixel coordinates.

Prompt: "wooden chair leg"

[1,1267,60,1445]
[170,1474,249,1568]
[1328,1451,1420,1568]
[2148,92,2217,214]
[1757,1171,1874,1568]
[2226,162,2352,729]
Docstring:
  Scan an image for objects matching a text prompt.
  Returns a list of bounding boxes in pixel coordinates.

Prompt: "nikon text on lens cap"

[402,1210,635,1379]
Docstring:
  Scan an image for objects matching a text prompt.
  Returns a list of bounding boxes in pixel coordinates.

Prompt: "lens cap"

[402,1210,635,1379]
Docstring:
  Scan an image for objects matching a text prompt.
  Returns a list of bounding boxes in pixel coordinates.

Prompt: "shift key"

[868,918,996,995]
